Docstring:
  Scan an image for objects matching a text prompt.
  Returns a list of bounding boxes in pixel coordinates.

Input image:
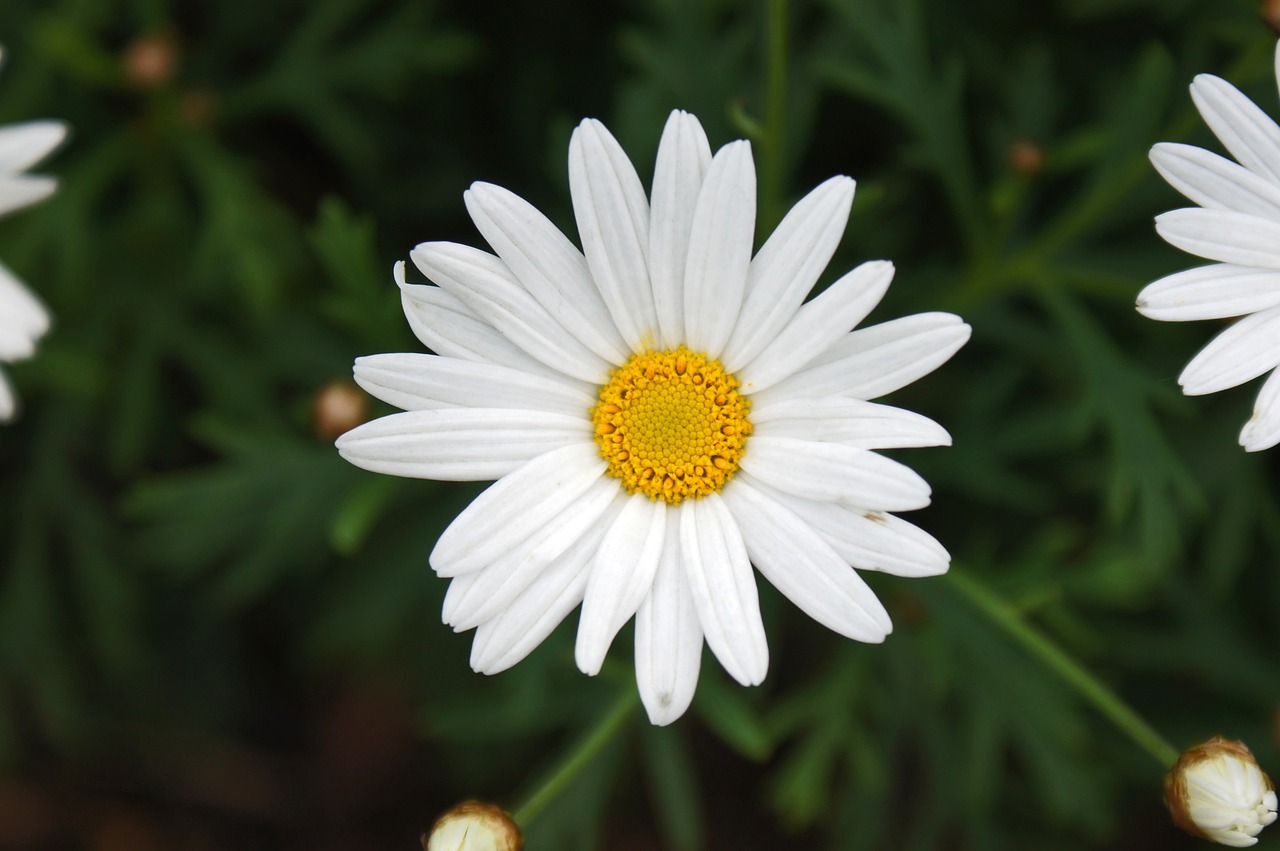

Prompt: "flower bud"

[1263,0,1280,36]
[312,380,369,442]
[1165,736,1278,847]
[1007,138,1044,177]
[122,33,179,90]
[422,801,522,851]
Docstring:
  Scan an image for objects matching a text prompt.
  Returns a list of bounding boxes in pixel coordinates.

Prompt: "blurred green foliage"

[1,0,1279,848]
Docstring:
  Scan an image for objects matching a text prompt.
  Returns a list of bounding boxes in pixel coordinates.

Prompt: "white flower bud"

[1165,736,1278,847]
[422,801,522,851]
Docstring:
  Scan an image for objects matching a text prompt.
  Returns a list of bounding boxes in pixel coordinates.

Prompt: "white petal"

[737,260,894,394]
[1180,304,1280,395]
[575,494,666,676]
[0,322,36,361]
[1156,208,1280,269]
[722,478,891,641]
[439,470,621,582]
[752,313,971,404]
[752,397,951,449]
[1137,264,1280,321]
[0,121,66,173]
[722,176,855,372]
[0,175,56,218]
[352,353,595,416]
[1241,367,1280,451]
[0,260,48,341]
[568,118,657,351]
[649,110,712,349]
[411,242,612,383]
[430,442,607,575]
[740,474,949,577]
[1150,142,1280,218]
[679,495,767,686]
[635,516,703,726]
[464,181,629,365]
[396,262,575,384]
[468,559,591,675]
[442,476,620,625]
[335,409,590,481]
[0,368,14,422]
[468,499,622,674]
[682,141,756,358]
[739,435,932,511]
[1190,74,1280,183]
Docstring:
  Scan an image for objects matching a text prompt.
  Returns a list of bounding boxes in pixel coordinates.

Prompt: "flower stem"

[946,570,1180,769]
[760,0,788,232]
[511,688,638,828]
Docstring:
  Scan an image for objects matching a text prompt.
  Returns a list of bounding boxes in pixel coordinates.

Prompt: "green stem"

[511,689,638,827]
[761,0,788,232]
[947,570,1180,769]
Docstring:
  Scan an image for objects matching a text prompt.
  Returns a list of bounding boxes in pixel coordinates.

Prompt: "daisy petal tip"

[1176,376,1207,396]
[664,107,696,126]
[408,243,437,272]
[1240,421,1280,452]
[1189,72,1222,92]
[463,180,504,206]
[571,117,606,143]
[573,642,605,678]
[723,138,754,158]
[731,651,769,688]
[332,427,364,454]
[469,655,501,676]
[864,258,896,280]
[641,692,688,727]
[1148,140,1184,164]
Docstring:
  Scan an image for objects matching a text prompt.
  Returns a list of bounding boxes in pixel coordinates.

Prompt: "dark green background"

[0,0,1277,848]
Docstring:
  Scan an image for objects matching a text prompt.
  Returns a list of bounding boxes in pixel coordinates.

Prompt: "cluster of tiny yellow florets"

[592,346,751,504]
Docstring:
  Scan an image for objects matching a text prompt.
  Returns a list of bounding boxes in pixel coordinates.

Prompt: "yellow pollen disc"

[592,346,752,504]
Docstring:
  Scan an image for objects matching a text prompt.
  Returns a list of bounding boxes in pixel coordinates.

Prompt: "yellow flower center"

[592,346,751,504]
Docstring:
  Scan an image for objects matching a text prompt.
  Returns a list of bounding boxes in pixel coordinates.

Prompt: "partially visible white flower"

[339,110,969,725]
[1142,41,1280,450]
[0,47,66,422]
[423,801,522,851]
[1166,736,1278,847]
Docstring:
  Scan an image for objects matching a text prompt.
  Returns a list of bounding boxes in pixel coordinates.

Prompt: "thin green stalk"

[760,0,788,232]
[947,570,1180,769]
[512,688,638,827]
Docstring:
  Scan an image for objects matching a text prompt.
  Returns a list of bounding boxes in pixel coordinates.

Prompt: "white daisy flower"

[0,47,66,422]
[1142,42,1280,451]
[338,110,969,725]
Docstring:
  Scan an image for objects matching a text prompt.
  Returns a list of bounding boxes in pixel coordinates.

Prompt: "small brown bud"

[1007,138,1044,177]
[1262,0,1280,35]
[422,801,522,851]
[312,380,369,442]
[123,33,179,90]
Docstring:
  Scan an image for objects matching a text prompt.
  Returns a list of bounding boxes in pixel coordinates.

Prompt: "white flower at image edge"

[1166,737,1278,848]
[337,110,970,724]
[1143,40,1280,451]
[0,48,66,422]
